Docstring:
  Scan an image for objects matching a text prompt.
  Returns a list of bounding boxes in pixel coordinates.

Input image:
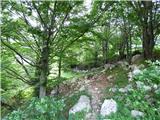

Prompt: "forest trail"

[86,74,109,119]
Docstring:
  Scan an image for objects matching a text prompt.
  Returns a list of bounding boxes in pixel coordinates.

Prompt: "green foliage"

[5,97,65,120]
[68,111,86,120]
[107,61,160,119]
[134,60,160,84]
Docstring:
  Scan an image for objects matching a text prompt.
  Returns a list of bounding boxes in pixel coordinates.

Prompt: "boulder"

[131,54,143,64]
[131,110,144,118]
[69,95,91,114]
[100,99,117,116]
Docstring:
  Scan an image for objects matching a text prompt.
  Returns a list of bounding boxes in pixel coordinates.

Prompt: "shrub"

[4,97,65,120]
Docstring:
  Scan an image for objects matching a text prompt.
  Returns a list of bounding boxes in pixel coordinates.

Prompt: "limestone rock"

[131,54,143,64]
[100,99,117,116]
[69,95,91,114]
[131,110,144,118]
[132,67,142,76]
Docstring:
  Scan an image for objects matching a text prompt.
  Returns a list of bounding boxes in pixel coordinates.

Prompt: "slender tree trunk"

[102,40,108,64]
[39,41,49,98]
[56,53,62,95]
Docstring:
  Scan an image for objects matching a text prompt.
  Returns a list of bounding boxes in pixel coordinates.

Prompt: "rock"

[117,61,129,68]
[136,81,151,92]
[131,110,144,118]
[136,81,144,89]
[128,72,133,81]
[69,95,91,114]
[131,54,143,64]
[50,89,57,96]
[118,84,133,93]
[109,87,117,93]
[107,75,114,82]
[143,85,151,92]
[100,99,117,116]
[119,88,127,93]
[104,64,115,70]
[79,86,85,91]
[132,67,142,76]
[153,84,158,89]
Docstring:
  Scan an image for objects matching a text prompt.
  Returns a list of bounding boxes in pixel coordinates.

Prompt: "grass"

[105,66,129,87]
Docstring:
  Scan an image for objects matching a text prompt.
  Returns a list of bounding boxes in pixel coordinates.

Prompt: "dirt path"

[86,74,109,120]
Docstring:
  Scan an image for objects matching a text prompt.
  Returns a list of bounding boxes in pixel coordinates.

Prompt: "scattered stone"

[131,110,144,118]
[69,95,91,114]
[104,64,115,70]
[119,88,127,93]
[118,84,133,93]
[117,61,129,69]
[100,99,117,116]
[109,87,117,92]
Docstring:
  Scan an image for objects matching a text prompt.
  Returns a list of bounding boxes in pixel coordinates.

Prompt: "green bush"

[134,60,160,84]
[4,97,65,120]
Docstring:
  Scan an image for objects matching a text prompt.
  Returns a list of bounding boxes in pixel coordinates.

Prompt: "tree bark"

[39,41,49,98]
[142,1,155,59]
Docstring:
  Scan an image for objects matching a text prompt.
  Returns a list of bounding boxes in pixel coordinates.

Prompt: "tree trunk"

[55,53,62,95]
[102,40,108,64]
[142,1,154,59]
[142,27,154,59]
[39,41,49,98]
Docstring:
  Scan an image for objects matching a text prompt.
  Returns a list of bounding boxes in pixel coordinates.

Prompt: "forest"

[1,0,160,120]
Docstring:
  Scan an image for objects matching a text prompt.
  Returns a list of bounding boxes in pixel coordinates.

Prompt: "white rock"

[128,72,133,81]
[131,110,144,118]
[107,75,113,80]
[119,88,127,93]
[50,89,57,96]
[143,85,151,92]
[132,67,142,76]
[100,99,117,116]
[153,84,158,89]
[69,95,91,114]
[136,81,144,89]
